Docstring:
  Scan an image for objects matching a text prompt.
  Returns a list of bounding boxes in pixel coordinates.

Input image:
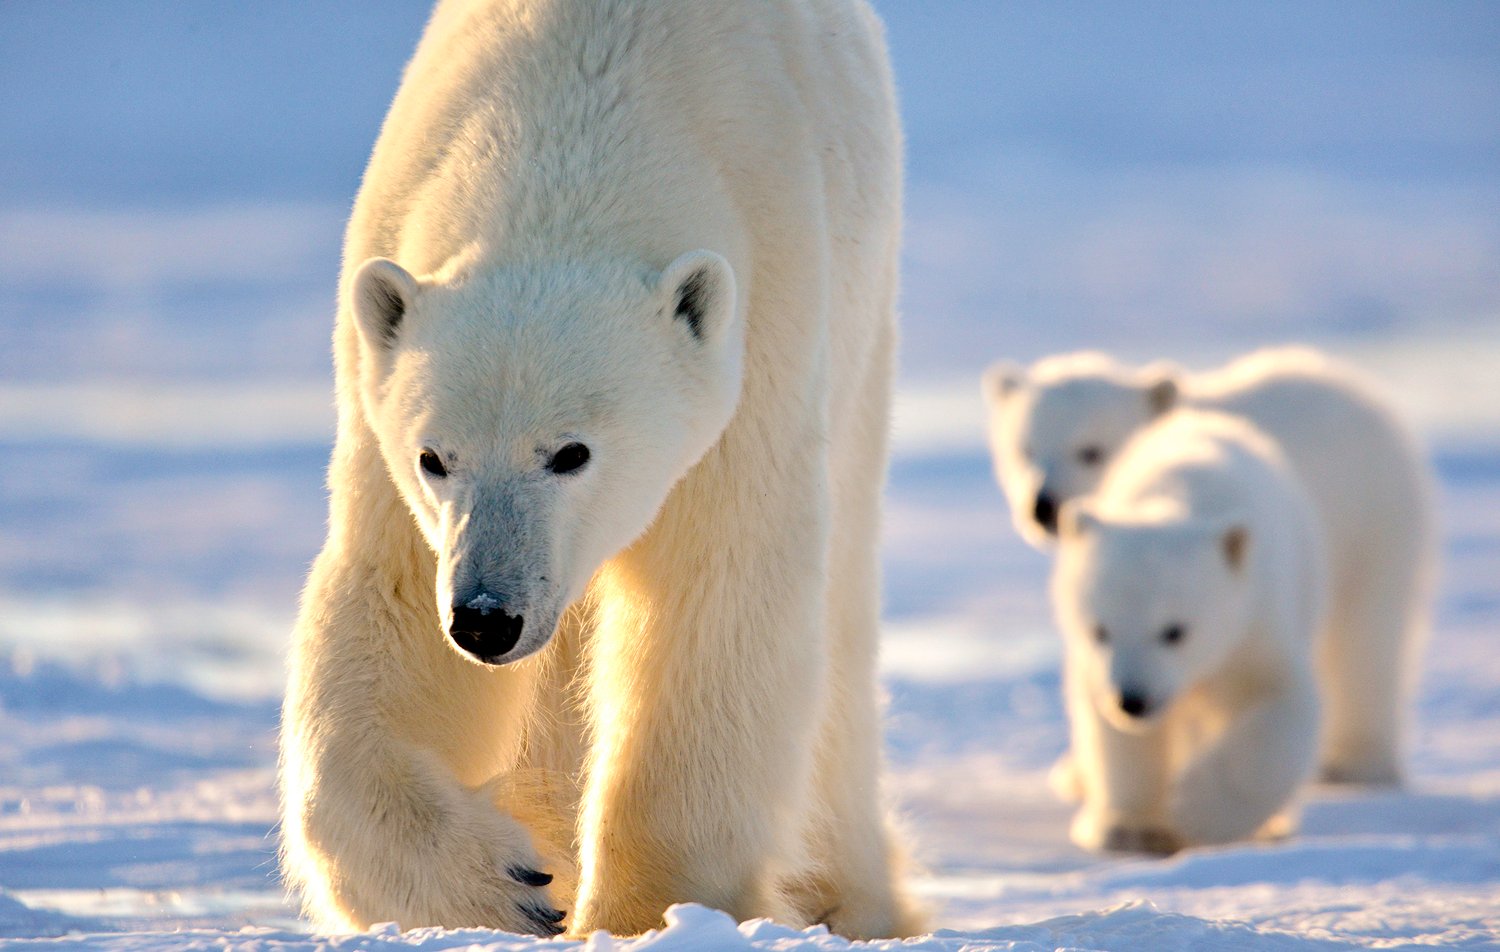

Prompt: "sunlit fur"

[1052,410,1326,851]
[279,0,920,939]
[985,347,1435,785]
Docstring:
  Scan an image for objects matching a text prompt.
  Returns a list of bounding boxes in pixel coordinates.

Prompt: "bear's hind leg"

[786,323,922,940]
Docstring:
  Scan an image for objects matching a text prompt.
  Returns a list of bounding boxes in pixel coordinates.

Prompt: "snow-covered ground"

[2,2,1498,949]
[2,433,1498,950]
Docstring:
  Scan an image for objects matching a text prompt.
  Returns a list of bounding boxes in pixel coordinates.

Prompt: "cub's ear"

[351,257,420,353]
[660,250,736,342]
[1221,523,1251,573]
[1059,500,1101,540]
[1140,361,1182,417]
[982,360,1025,407]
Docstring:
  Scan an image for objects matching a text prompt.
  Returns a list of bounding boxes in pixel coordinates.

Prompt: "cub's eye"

[1077,445,1105,466]
[548,442,591,475]
[1161,624,1186,646]
[418,450,447,478]
[1093,624,1109,645]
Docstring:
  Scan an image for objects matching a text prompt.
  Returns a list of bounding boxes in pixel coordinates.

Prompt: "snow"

[3,442,1496,950]
[2,1,1499,949]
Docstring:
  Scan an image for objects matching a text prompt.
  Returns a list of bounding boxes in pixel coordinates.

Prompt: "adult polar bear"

[280,0,916,939]
[984,348,1434,786]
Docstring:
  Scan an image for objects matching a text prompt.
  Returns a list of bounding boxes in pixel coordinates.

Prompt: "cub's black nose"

[1119,691,1151,719]
[449,603,525,662]
[1033,491,1059,533]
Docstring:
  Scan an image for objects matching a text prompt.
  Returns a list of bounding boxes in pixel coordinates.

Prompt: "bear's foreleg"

[572,441,827,935]
[281,547,562,934]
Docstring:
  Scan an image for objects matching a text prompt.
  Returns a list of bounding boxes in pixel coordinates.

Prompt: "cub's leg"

[1174,669,1319,845]
[1068,664,1179,855]
[1316,538,1428,786]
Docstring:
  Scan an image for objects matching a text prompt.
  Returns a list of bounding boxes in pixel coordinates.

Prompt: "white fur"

[280,0,919,939]
[985,347,1435,785]
[1052,410,1326,851]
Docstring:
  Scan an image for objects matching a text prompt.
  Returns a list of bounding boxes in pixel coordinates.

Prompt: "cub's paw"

[1100,823,1182,855]
[1318,759,1403,788]
[1172,755,1284,847]
[1048,752,1083,803]
[1070,809,1180,856]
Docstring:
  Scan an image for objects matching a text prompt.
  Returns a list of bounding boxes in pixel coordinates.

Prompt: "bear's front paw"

[423,804,567,935]
[500,865,567,936]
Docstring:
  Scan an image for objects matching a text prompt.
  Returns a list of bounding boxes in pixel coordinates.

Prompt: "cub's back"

[1094,410,1305,529]
[1188,346,1431,560]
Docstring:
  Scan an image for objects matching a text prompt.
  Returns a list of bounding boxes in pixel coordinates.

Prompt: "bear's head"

[348,250,743,665]
[983,353,1180,548]
[1050,502,1252,733]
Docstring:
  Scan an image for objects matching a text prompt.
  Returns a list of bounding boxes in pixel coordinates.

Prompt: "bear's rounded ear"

[1221,523,1251,573]
[982,360,1025,407]
[1140,361,1182,418]
[351,257,420,352]
[1059,500,1101,540]
[659,250,736,343]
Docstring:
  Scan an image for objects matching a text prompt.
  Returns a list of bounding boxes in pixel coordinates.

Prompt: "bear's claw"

[508,866,554,887]
[525,905,566,935]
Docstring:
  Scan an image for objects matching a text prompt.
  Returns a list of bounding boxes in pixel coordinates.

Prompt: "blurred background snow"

[1,0,1495,697]
[0,3,1498,943]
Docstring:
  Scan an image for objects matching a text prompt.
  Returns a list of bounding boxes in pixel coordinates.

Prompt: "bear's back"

[345,0,897,274]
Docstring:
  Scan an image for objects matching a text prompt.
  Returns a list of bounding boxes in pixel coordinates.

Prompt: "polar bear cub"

[1052,409,1326,852]
[279,0,916,941]
[985,348,1433,785]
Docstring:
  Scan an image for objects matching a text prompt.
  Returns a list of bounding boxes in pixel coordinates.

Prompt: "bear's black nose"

[1119,691,1151,718]
[1033,491,1059,534]
[449,603,525,662]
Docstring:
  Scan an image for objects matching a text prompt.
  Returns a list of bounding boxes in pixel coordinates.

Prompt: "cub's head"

[982,353,1180,548]
[1050,503,1252,733]
[348,250,742,665]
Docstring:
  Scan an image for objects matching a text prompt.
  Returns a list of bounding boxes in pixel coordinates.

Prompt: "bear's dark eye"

[548,442,591,475]
[1077,445,1105,466]
[1161,624,1186,646]
[418,450,447,478]
[1093,623,1109,645]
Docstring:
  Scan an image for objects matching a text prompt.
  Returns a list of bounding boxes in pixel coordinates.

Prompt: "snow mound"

[0,901,1363,951]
